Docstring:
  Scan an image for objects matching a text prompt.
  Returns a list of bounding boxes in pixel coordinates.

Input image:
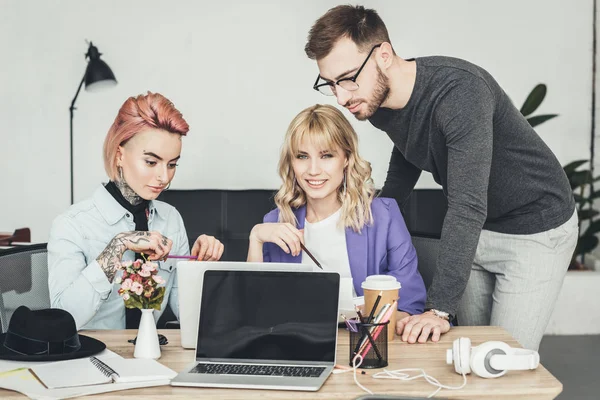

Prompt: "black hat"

[0,306,106,361]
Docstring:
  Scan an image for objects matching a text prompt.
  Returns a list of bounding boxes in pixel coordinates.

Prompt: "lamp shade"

[69,41,117,205]
[84,42,117,92]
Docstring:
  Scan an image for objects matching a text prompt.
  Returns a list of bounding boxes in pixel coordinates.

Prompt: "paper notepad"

[30,356,176,389]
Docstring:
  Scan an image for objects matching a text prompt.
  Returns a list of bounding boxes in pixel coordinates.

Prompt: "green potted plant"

[520,84,600,269]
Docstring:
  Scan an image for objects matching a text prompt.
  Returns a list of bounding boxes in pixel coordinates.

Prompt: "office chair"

[0,243,51,332]
[411,234,441,291]
[411,234,460,326]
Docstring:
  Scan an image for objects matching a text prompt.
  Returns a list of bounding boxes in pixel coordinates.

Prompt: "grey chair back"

[412,235,440,291]
[158,189,277,261]
[157,188,448,262]
[0,243,50,332]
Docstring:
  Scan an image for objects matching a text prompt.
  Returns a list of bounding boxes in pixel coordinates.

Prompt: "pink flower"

[122,260,133,268]
[133,260,142,269]
[123,292,130,301]
[121,279,133,290]
[139,269,151,277]
[131,282,143,296]
[152,275,165,285]
[142,262,158,272]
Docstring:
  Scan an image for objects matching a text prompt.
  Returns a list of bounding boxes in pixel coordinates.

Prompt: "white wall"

[546,270,600,334]
[0,0,592,243]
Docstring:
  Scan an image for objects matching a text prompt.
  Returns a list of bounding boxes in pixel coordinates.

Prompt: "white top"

[302,208,351,278]
[302,208,357,315]
[302,208,360,316]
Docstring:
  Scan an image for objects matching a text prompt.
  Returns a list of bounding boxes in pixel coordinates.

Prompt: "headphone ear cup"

[470,341,511,379]
[447,337,472,374]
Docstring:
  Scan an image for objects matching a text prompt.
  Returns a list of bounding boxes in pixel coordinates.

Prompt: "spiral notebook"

[30,356,176,389]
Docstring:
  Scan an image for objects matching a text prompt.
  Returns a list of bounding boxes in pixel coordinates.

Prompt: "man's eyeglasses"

[313,44,382,96]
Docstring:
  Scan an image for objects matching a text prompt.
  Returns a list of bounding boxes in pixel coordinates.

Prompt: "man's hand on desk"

[396,311,450,343]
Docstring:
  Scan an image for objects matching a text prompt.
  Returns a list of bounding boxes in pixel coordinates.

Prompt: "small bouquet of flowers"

[115,259,167,310]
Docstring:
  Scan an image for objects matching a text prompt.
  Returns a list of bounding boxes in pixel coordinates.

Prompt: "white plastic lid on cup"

[361,275,401,291]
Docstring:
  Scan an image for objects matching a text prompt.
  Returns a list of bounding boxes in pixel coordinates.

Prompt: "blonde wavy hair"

[275,104,375,232]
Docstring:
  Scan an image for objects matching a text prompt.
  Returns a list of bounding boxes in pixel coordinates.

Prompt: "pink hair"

[103,92,189,180]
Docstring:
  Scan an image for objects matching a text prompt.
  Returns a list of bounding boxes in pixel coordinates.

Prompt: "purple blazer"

[262,197,426,315]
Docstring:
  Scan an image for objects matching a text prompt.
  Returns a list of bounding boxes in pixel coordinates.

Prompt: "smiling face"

[291,136,348,206]
[317,37,390,121]
[117,128,182,200]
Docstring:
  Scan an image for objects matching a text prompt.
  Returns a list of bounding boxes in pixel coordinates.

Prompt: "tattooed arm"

[96,235,129,282]
[96,231,173,282]
[48,212,173,329]
[48,214,117,329]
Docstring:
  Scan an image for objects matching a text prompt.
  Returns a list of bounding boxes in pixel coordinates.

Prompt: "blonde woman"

[247,104,426,330]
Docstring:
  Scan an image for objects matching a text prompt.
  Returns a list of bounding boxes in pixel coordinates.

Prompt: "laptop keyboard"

[191,363,325,378]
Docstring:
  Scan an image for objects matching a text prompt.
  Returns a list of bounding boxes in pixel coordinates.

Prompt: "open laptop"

[177,261,312,349]
[171,269,340,391]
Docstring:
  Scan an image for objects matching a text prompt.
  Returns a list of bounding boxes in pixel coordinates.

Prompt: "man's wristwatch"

[426,308,451,321]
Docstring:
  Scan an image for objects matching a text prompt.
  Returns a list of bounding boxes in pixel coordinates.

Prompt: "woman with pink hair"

[48,92,223,329]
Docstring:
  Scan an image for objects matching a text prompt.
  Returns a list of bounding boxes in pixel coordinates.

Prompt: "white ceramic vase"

[133,308,161,359]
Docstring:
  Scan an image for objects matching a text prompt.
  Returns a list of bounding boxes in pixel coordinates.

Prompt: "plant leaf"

[147,287,166,310]
[578,235,599,255]
[124,296,143,309]
[563,160,588,177]
[578,209,599,220]
[527,114,558,128]
[570,170,593,189]
[520,84,547,117]
[573,194,593,206]
[585,220,600,236]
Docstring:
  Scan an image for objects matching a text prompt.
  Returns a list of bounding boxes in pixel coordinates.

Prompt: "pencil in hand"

[299,243,323,269]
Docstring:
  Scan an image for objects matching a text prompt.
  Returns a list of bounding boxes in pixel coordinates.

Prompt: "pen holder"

[349,321,389,369]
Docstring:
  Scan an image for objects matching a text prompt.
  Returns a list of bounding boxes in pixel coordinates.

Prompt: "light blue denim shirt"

[48,185,189,330]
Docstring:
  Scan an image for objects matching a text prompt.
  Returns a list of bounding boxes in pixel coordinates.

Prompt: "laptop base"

[170,364,333,392]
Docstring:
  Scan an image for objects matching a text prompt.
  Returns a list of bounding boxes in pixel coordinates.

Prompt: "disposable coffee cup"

[361,275,401,341]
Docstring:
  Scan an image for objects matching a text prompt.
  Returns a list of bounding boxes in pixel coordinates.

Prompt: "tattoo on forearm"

[130,231,151,238]
[96,231,162,281]
[96,235,127,282]
[127,237,151,245]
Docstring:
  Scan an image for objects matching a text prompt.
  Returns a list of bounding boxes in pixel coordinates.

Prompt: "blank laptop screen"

[196,270,340,363]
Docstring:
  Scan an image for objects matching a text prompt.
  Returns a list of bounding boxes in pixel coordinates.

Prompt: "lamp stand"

[69,74,86,205]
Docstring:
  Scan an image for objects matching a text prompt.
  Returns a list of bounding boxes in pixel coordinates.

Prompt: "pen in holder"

[349,320,389,369]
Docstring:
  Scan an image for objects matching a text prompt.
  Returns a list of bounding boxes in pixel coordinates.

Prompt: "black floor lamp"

[69,41,117,204]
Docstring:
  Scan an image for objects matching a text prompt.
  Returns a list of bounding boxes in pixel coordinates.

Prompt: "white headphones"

[446,337,540,379]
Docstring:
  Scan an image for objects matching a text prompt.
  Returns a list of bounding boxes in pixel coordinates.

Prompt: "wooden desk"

[0,327,561,399]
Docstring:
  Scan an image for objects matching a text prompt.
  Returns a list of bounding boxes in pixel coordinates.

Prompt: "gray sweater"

[370,56,575,317]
